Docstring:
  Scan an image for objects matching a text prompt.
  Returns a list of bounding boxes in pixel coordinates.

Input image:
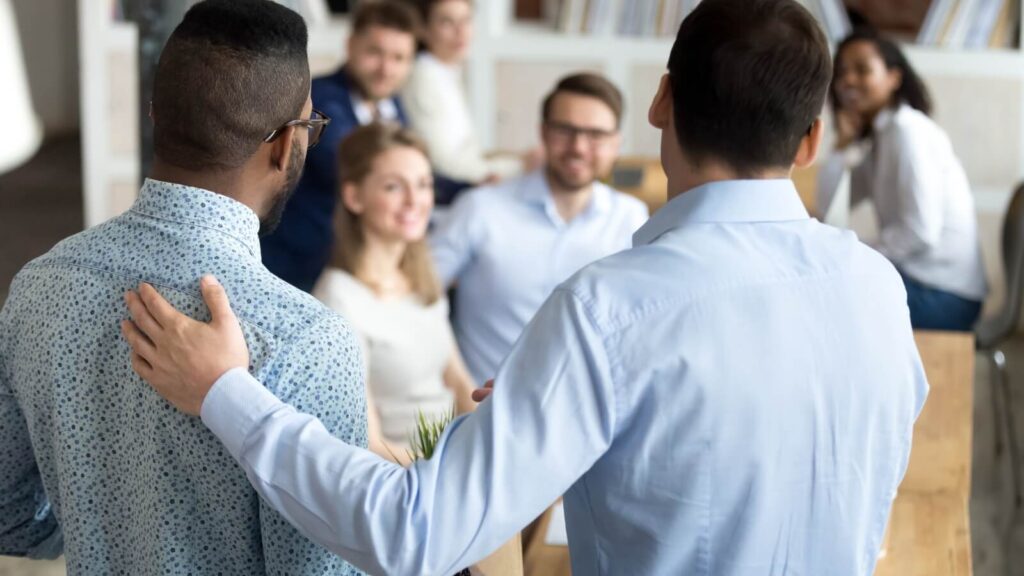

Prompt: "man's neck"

[149,159,261,216]
[545,171,595,223]
[666,160,789,201]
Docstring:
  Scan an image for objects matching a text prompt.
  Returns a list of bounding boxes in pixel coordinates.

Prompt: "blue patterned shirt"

[0,179,367,575]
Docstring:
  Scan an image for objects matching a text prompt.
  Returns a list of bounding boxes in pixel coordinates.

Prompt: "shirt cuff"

[200,367,284,460]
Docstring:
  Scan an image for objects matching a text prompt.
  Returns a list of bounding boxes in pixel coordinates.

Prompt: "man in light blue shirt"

[0,2,365,573]
[430,72,648,385]
[121,1,928,574]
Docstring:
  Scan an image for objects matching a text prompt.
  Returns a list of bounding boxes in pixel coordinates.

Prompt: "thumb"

[200,275,236,326]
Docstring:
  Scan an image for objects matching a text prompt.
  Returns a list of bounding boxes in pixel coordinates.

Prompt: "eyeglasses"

[263,108,332,148]
[544,121,617,146]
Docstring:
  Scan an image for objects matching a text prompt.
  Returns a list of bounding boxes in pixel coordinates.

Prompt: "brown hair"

[541,73,624,129]
[333,124,442,305]
[668,0,832,175]
[351,0,420,37]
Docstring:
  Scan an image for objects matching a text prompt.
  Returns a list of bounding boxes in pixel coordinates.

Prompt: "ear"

[270,125,297,173]
[341,182,365,215]
[793,117,825,169]
[648,74,672,130]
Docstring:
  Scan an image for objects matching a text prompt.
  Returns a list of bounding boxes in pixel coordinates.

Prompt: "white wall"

[11,0,80,135]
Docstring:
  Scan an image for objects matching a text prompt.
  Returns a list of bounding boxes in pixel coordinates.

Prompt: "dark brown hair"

[351,0,420,37]
[668,0,832,175]
[542,73,624,129]
[333,124,441,305]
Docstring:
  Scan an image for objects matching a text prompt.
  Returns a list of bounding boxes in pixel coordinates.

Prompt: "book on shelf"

[540,0,849,42]
[918,0,1018,48]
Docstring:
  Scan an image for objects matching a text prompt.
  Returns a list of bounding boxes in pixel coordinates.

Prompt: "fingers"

[125,290,162,338]
[121,319,157,363]
[137,283,183,327]
[130,352,154,382]
[199,275,238,326]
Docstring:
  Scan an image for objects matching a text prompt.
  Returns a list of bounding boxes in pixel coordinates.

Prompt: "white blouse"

[817,104,988,302]
[400,52,521,184]
[313,268,456,449]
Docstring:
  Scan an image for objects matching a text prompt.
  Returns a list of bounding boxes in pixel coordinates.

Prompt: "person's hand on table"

[120,275,249,416]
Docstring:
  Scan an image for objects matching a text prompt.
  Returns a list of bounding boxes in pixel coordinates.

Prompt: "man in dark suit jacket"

[261,1,418,291]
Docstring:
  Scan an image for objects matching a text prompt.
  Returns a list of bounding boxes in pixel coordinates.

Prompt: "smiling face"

[833,40,902,121]
[541,91,621,192]
[346,25,416,101]
[342,146,434,245]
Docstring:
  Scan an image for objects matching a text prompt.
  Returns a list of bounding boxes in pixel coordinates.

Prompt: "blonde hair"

[332,123,442,305]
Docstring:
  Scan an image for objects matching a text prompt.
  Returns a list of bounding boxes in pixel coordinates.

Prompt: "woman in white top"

[400,0,537,203]
[817,29,987,331]
[313,123,476,463]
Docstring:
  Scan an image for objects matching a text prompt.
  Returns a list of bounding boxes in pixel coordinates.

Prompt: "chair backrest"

[979,182,1024,346]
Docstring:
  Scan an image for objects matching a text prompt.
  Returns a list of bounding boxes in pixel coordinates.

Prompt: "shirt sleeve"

[201,287,617,575]
[254,315,368,575]
[0,335,63,559]
[875,130,946,262]
[429,191,483,286]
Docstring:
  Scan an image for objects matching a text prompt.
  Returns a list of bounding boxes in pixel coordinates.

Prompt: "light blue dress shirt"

[200,179,928,575]
[430,169,648,384]
[0,180,366,574]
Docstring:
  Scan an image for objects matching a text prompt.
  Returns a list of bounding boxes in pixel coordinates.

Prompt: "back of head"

[668,0,832,176]
[152,0,310,172]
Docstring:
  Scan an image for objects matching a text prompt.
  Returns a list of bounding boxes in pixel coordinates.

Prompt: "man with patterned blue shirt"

[0,1,365,574]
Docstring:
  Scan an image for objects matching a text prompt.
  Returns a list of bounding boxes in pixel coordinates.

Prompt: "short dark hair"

[352,0,420,37]
[152,0,310,171]
[831,28,932,118]
[667,0,832,175]
[542,73,624,129]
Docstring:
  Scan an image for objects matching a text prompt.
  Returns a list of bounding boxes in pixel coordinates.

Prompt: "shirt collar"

[130,178,262,258]
[872,104,900,133]
[633,179,808,247]
[351,94,399,126]
[517,169,613,222]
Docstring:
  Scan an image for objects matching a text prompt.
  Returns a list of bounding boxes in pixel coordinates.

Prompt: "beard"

[259,142,304,237]
[547,157,594,193]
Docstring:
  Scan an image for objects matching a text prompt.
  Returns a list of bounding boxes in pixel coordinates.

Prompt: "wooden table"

[522,331,976,575]
[875,331,975,576]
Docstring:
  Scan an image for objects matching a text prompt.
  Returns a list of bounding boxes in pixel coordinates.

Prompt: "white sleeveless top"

[313,268,455,449]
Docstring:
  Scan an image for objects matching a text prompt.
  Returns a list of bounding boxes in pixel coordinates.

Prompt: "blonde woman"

[313,124,476,462]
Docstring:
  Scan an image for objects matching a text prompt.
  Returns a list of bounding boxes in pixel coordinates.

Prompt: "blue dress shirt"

[199,179,928,575]
[430,169,648,384]
[261,67,408,292]
[0,180,367,574]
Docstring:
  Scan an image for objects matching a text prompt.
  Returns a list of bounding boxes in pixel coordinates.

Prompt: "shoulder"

[888,105,949,150]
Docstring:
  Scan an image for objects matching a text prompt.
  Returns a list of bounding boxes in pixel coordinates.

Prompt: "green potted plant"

[404,408,523,576]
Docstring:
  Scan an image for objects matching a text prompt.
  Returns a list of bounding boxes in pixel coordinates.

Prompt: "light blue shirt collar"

[517,169,613,225]
[633,178,808,247]
[131,178,262,259]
